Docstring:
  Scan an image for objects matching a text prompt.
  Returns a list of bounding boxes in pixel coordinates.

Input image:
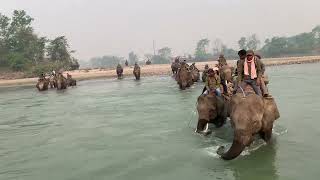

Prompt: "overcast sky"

[1,0,320,60]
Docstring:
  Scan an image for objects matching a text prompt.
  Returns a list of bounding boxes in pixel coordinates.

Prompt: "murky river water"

[0,63,320,180]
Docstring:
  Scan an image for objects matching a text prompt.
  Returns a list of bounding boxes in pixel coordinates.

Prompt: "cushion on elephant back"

[236,83,256,96]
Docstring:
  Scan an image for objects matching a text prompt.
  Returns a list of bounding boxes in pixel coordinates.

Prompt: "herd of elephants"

[35,52,280,160]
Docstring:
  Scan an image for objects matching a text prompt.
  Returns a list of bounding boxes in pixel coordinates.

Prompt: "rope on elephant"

[187,101,198,128]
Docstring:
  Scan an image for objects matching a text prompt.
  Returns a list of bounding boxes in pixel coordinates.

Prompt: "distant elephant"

[191,69,200,82]
[196,94,228,135]
[171,62,180,75]
[66,74,77,86]
[56,73,67,90]
[49,75,57,88]
[133,64,141,80]
[116,64,124,79]
[36,78,49,91]
[217,92,280,160]
[176,64,193,90]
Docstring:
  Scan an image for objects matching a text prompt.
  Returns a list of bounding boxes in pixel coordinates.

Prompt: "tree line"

[0,10,79,75]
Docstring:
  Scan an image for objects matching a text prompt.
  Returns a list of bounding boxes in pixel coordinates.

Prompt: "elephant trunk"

[220,139,246,160]
[219,130,248,160]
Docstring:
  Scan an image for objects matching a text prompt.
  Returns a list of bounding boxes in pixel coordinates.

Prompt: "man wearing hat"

[236,50,268,96]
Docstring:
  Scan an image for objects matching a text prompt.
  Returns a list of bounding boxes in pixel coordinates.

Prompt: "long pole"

[153,40,156,56]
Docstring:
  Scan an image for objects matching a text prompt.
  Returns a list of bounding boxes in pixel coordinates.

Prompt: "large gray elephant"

[217,92,280,160]
[176,64,193,90]
[196,94,228,135]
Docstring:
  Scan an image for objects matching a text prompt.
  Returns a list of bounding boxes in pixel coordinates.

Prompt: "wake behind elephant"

[217,90,280,160]
[133,63,141,80]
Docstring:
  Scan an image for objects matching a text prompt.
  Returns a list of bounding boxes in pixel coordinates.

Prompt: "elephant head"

[196,94,227,135]
[191,69,200,82]
[217,94,280,160]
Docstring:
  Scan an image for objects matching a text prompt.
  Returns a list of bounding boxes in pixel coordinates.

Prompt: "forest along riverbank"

[1,55,320,87]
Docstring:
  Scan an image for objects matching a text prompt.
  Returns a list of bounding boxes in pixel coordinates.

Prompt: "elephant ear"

[263,97,280,122]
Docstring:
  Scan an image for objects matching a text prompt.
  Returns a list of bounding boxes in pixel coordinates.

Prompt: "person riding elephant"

[217,93,280,160]
[116,64,124,79]
[133,62,141,80]
[190,63,200,82]
[171,57,180,75]
[56,72,67,90]
[236,50,268,97]
[202,64,209,82]
[217,54,228,68]
[176,61,193,90]
[146,59,151,65]
[125,60,129,66]
[66,73,77,86]
[203,68,222,96]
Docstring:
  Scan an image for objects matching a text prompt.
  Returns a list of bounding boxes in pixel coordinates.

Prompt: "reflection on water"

[0,63,320,180]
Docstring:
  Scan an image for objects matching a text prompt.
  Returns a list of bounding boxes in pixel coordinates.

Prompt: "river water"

[0,63,320,180]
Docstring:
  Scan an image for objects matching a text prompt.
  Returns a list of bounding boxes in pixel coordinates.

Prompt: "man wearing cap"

[237,50,268,96]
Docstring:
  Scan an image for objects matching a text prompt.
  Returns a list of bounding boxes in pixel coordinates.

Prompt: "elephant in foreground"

[217,93,280,160]
[133,64,141,80]
[36,78,49,91]
[176,64,193,90]
[196,94,228,135]
[56,73,67,90]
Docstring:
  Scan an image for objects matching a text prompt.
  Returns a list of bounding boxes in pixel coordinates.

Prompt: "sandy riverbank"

[1,56,320,87]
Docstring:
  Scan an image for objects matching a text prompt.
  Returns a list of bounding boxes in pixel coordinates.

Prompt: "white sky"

[1,0,320,60]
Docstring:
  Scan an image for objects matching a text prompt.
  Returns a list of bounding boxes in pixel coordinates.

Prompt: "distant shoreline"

[1,56,320,88]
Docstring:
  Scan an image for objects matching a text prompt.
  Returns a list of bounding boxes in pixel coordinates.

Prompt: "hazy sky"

[1,0,320,60]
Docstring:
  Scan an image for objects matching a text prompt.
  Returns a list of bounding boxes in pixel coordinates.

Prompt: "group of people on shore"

[203,49,270,98]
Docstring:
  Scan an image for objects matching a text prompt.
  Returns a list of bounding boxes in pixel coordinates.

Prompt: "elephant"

[116,64,124,79]
[191,69,200,82]
[66,74,77,86]
[171,62,180,75]
[56,73,67,90]
[176,64,193,90]
[217,91,280,160]
[36,78,49,91]
[133,64,141,80]
[146,59,151,65]
[49,75,57,88]
[195,94,228,135]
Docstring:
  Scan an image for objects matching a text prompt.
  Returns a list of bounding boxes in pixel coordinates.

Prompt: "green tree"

[195,38,211,60]
[128,51,138,65]
[247,34,260,50]
[238,37,247,49]
[47,36,71,62]
[158,47,172,59]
